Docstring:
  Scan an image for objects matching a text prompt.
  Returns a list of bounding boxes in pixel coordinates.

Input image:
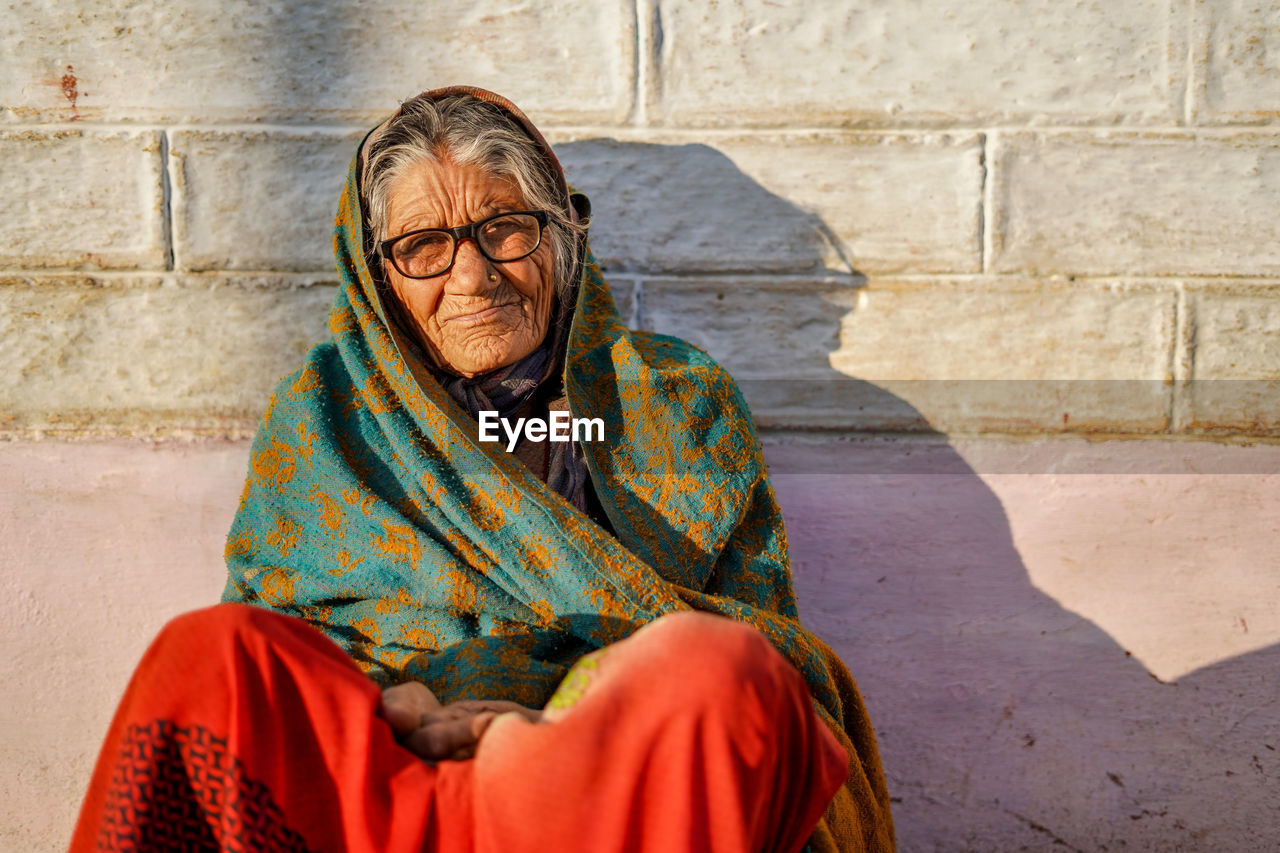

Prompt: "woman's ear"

[569,191,592,229]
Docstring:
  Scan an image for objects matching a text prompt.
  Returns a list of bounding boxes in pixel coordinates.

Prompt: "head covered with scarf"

[222,86,894,851]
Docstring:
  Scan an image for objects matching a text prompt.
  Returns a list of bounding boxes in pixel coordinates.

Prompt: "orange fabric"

[71,605,846,852]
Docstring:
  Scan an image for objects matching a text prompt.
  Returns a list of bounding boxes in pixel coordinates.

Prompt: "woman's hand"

[381,681,542,762]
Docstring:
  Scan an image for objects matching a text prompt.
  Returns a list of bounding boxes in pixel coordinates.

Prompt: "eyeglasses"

[380,210,550,279]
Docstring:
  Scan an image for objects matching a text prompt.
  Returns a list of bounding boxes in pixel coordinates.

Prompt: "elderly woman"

[71,87,894,852]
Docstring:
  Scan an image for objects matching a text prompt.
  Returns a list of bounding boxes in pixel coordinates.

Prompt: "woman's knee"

[631,611,800,705]
[640,611,772,660]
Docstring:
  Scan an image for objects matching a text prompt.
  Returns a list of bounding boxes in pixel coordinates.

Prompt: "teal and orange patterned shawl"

[222,87,893,851]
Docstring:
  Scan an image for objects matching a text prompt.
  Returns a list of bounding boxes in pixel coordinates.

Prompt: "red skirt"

[70,604,846,852]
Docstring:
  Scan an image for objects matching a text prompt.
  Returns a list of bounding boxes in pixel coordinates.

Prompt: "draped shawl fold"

[222,86,894,851]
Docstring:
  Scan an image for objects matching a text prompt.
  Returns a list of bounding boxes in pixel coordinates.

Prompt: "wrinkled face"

[381,158,556,378]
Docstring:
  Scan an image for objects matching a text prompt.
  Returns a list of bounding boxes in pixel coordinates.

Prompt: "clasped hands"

[381,681,542,762]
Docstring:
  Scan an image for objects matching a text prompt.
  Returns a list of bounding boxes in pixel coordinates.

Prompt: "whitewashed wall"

[2,1,1278,850]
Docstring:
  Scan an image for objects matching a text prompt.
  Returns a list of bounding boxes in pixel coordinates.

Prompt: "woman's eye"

[400,233,449,256]
[482,218,520,238]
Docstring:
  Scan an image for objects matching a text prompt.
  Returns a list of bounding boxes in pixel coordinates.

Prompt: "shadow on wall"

[557,138,935,431]
[555,140,1279,850]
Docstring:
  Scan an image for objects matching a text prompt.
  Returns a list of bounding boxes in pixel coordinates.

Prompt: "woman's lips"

[444,301,519,326]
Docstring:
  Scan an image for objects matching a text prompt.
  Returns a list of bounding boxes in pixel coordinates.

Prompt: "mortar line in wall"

[1166,285,1181,431]
[1183,0,1196,126]
[4,270,1279,287]
[581,272,1280,286]
[647,0,664,126]
[11,122,1280,137]
[978,132,991,274]
[1170,283,1194,431]
[753,427,1280,445]
[627,0,644,125]
[9,425,1275,447]
[158,130,175,272]
[545,123,1280,138]
[3,122,367,134]
[632,278,646,329]
[0,270,341,283]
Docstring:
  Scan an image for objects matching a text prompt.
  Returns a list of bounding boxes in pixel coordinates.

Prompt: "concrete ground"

[3,435,1276,851]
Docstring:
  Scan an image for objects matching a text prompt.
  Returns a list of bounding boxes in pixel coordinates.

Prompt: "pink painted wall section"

[770,437,1280,851]
[2,437,1278,850]
[0,441,241,851]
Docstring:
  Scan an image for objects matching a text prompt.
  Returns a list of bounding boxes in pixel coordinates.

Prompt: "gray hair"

[361,94,583,294]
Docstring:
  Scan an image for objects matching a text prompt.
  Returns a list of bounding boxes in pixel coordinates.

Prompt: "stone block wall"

[3,0,1278,439]
[3,1,1278,850]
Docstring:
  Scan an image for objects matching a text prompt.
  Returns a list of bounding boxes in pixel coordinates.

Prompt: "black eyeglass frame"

[379,209,551,280]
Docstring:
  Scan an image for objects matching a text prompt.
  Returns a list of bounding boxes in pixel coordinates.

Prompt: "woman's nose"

[447,238,497,294]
